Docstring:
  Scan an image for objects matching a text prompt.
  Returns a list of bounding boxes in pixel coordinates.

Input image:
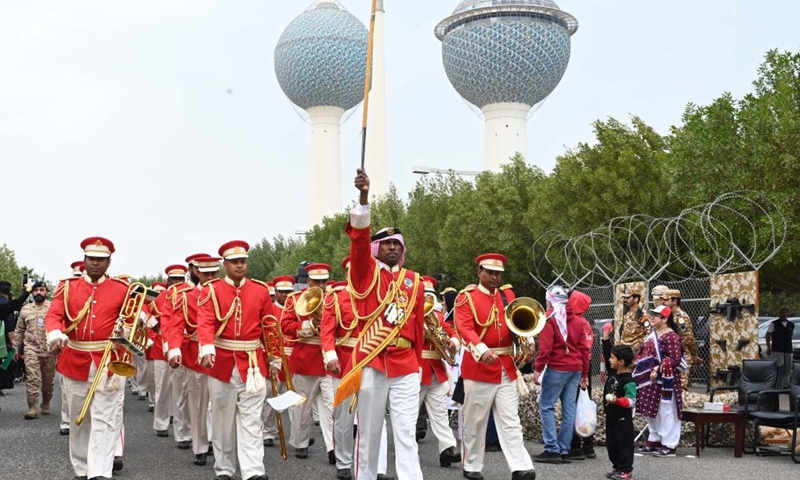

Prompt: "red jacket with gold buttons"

[281,290,326,377]
[320,285,358,379]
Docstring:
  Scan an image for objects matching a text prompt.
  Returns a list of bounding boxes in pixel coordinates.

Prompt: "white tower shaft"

[481,102,530,171]
[367,0,388,197]
[307,106,345,228]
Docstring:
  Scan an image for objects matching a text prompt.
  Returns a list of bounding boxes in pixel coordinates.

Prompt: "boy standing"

[602,323,636,480]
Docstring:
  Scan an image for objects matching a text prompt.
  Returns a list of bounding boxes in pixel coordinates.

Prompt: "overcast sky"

[2,0,798,280]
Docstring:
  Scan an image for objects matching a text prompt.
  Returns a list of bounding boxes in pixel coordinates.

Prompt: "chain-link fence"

[578,277,712,391]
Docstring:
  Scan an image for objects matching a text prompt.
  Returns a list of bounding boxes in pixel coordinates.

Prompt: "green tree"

[0,244,36,293]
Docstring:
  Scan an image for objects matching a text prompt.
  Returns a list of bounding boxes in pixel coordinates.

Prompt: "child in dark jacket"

[603,323,636,480]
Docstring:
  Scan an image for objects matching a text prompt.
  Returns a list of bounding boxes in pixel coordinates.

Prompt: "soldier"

[262,274,295,448]
[46,236,130,480]
[13,281,55,420]
[456,254,536,480]
[59,261,85,436]
[198,241,277,480]
[662,289,699,389]
[650,285,669,309]
[418,276,461,468]
[281,263,334,462]
[163,255,213,465]
[617,287,648,355]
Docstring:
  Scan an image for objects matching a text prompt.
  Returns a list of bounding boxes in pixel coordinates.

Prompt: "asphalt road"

[1,381,798,480]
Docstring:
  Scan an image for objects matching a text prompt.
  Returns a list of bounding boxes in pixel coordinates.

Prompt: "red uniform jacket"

[281,291,326,377]
[320,287,359,379]
[196,277,276,383]
[162,282,204,372]
[345,216,424,378]
[455,285,518,383]
[146,293,167,362]
[45,276,129,381]
[421,309,457,386]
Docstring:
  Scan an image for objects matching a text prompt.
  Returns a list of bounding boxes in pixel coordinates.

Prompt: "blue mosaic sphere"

[275,2,368,111]
[436,0,577,108]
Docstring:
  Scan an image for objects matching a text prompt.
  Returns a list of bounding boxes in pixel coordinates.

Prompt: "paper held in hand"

[267,390,306,412]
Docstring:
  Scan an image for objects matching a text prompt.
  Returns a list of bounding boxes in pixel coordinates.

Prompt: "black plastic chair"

[748,362,800,461]
[706,359,780,451]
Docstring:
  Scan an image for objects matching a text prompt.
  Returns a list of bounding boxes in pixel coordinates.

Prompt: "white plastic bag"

[574,388,597,438]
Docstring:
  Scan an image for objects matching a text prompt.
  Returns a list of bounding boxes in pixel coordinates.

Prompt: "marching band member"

[337,169,424,480]
[145,281,172,435]
[281,263,335,462]
[418,276,461,469]
[455,253,535,480]
[58,261,85,437]
[262,274,296,448]
[45,237,130,480]
[197,241,277,480]
[163,254,215,466]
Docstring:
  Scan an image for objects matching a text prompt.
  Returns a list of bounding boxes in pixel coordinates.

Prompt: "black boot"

[440,446,462,467]
[194,453,207,466]
[336,469,352,480]
[462,471,483,480]
[511,470,536,480]
[295,447,308,459]
[328,450,336,465]
[112,457,123,471]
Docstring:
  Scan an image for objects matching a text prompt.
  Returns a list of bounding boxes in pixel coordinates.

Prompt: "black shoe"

[148,405,154,412]
[560,454,571,464]
[177,440,191,449]
[314,420,320,426]
[72,477,87,480]
[328,450,336,465]
[416,429,426,442]
[89,477,112,480]
[336,468,352,480]
[462,471,483,480]
[511,470,536,480]
[138,395,147,401]
[377,475,394,480]
[113,457,123,471]
[295,447,308,459]
[485,442,502,452]
[156,430,169,437]
[308,437,315,447]
[353,425,358,439]
[131,389,138,396]
[246,476,268,480]
[193,453,207,466]
[568,449,585,460]
[215,476,232,480]
[605,472,617,479]
[60,428,70,436]
[263,438,274,447]
[440,446,461,467]
[583,448,597,459]
[532,451,563,464]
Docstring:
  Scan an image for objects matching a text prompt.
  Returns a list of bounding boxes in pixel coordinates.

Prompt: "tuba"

[505,297,547,368]
[423,293,457,366]
[295,286,324,334]
[76,282,158,426]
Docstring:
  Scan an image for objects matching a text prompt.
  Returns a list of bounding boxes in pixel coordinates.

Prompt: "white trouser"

[462,374,534,473]
[146,359,155,407]
[420,376,457,454]
[59,373,70,430]
[114,385,125,457]
[131,354,148,396]
[291,373,334,451]
[646,398,681,449]
[263,380,285,440]
[64,363,124,478]
[208,367,267,479]
[170,365,192,442]
[356,367,422,480]
[333,375,390,472]
[186,367,210,455]
[152,360,172,431]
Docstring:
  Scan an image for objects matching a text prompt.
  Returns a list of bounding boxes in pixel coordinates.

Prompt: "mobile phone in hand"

[23,273,29,286]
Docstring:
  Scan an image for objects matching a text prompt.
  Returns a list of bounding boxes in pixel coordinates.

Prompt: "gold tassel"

[516,370,529,397]
[246,366,256,394]
[334,367,362,408]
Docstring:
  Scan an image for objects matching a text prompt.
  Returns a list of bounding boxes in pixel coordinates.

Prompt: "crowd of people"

[0,169,791,480]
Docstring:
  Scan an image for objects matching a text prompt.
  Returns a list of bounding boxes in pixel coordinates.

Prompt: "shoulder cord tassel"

[516,369,530,397]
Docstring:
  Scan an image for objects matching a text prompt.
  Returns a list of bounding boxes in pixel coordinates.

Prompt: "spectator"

[0,279,33,396]
[532,287,591,464]
[12,281,55,419]
[601,337,636,480]
[633,305,685,458]
[765,308,795,388]
[569,312,596,460]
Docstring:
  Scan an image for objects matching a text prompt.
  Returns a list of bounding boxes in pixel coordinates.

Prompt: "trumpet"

[76,282,158,426]
[505,297,547,368]
[423,293,457,366]
[296,286,324,334]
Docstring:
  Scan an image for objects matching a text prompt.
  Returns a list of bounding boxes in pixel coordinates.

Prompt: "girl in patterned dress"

[632,305,685,457]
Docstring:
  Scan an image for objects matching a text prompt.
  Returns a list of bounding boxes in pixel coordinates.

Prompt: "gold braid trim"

[334,291,358,346]
[61,281,93,335]
[208,283,241,338]
[347,260,380,300]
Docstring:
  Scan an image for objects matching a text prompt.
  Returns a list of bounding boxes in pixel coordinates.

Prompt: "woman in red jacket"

[532,288,592,464]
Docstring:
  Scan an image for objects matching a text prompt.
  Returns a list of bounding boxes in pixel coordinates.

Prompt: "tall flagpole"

[360,0,379,170]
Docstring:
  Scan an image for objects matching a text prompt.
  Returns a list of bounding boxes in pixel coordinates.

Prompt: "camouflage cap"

[651,285,669,299]
[662,288,681,299]
[622,286,642,298]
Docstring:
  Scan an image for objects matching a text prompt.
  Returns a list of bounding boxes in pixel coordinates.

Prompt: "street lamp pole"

[412,166,482,177]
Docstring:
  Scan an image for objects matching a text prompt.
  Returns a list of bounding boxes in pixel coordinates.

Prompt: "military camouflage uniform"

[674,306,696,390]
[13,300,56,415]
[618,306,649,355]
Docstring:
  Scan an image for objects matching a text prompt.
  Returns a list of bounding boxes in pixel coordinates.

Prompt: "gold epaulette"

[499,284,513,291]
[251,279,271,290]
[108,277,129,286]
[59,276,79,283]
[205,278,221,285]
[459,285,476,294]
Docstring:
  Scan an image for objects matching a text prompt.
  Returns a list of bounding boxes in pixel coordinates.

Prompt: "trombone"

[262,315,300,460]
[423,293,457,366]
[76,283,158,426]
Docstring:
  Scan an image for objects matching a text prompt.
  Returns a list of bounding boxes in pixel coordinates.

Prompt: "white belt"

[68,340,107,352]
[336,337,357,347]
[297,337,321,345]
[491,346,513,356]
[422,350,442,360]
[214,338,261,352]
